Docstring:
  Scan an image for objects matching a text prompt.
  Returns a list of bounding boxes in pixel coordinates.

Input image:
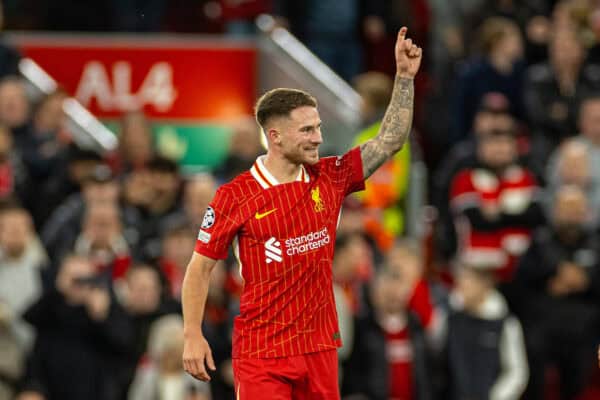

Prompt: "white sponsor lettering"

[264,228,331,264]
[285,228,330,256]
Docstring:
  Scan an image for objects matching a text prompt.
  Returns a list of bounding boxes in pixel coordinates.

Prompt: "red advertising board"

[13,35,257,121]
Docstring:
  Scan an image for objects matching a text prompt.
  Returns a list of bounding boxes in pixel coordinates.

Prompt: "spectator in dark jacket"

[442,264,529,400]
[274,0,383,82]
[516,185,600,400]
[116,263,180,400]
[41,164,141,262]
[524,26,600,162]
[18,254,133,400]
[342,242,436,400]
[452,17,525,144]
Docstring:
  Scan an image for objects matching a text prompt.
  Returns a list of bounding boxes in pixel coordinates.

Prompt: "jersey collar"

[250,155,310,189]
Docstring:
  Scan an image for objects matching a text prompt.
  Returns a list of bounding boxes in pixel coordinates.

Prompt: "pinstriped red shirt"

[195,148,364,358]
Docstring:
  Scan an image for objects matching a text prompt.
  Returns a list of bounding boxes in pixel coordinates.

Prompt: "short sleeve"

[320,147,365,195]
[194,187,241,260]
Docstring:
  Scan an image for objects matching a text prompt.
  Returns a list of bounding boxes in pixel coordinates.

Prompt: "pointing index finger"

[398,27,407,41]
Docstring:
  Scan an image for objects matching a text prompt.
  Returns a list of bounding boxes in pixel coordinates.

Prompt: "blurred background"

[1,0,600,399]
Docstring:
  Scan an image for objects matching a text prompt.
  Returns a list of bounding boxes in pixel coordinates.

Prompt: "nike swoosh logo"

[255,209,277,219]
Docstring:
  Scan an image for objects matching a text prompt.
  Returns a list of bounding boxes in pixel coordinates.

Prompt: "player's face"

[280,106,323,165]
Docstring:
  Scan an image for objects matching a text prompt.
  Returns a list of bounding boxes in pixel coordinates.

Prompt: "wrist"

[184,326,204,339]
[395,74,414,80]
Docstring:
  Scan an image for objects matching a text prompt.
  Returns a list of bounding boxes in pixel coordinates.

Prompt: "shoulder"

[216,172,259,201]
[312,150,354,174]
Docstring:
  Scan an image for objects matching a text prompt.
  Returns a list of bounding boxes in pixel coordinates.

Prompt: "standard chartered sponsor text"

[285,227,330,256]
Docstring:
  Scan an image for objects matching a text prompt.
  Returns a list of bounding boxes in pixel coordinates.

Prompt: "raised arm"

[182,252,218,381]
[360,27,422,178]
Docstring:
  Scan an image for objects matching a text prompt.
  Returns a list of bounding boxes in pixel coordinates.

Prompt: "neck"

[463,295,486,315]
[263,152,302,184]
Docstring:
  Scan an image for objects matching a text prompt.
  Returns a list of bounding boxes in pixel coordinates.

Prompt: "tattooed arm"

[360,27,422,179]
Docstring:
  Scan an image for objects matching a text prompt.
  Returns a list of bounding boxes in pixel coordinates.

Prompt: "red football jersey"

[195,148,364,358]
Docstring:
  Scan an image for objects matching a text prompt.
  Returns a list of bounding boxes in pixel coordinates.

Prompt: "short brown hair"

[254,88,317,129]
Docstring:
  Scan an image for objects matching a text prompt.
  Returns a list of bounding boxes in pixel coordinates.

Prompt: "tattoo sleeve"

[359,76,414,178]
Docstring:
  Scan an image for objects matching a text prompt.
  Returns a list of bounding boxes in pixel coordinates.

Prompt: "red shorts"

[233,350,340,400]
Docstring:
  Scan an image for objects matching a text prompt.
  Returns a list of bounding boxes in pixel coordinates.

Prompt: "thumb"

[206,350,216,371]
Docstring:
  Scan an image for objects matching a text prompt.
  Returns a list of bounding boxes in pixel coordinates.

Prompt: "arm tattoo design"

[360,76,414,178]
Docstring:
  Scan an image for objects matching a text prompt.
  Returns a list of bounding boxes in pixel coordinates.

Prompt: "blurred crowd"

[0,0,600,400]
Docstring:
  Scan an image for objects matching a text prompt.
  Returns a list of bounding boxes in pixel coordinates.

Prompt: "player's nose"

[310,128,323,145]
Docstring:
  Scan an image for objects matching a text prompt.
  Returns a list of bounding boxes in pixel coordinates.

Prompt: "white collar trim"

[250,155,309,189]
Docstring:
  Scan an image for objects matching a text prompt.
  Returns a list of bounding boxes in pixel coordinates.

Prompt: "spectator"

[545,95,600,226]
[73,202,132,281]
[524,26,600,161]
[516,185,600,400]
[331,233,371,366]
[274,0,381,82]
[352,71,411,252]
[0,206,46,400]
[110,111,154,174]
[35,145,103,227]
[201,261,235,400]
[0,77,32,146]
[433,93,518,260]
[182,174,217,231]
[0,205,47,343]
[452,17,525,143]
[157,173,218,236]
[20,255,133,400]
[215,116,263,183]
[361,0,430,87]
[136,156,182,259]
[122,167,154,211]
[546,139,600,225]
[442,264,529,400]
[0,124,28,201]
[449,125,544,281]
[158,224,196,299]
[128,314,210,400]
[117,263,179,400]
[41,164,140,261]
[342,241,436,400]
[21,90,69,183]
[333,232,373,318]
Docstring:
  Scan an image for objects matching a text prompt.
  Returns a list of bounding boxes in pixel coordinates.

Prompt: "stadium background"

[0,0,599,399]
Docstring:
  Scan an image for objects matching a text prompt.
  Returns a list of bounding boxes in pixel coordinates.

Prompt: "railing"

[19,57,117,153]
